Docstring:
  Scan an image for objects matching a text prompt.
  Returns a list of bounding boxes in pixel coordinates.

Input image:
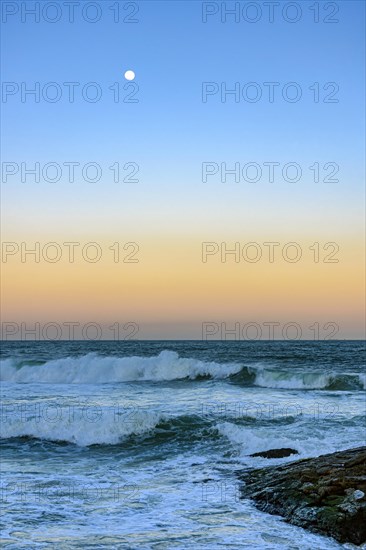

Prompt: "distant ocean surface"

[1,340,365,549]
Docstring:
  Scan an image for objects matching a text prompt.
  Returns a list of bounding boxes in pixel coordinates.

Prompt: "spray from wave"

[1,352,364,390]
[233,365,364,391]
[215,421,364,461]
[0,406,164,446]
[0,351,242,384]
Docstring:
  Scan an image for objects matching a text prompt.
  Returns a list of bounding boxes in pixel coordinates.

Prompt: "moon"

[124,70,135,81]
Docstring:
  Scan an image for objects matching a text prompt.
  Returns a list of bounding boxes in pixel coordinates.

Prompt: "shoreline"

[239,446,366,545]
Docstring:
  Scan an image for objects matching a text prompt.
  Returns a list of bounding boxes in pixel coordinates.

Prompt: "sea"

[0,340,365,549]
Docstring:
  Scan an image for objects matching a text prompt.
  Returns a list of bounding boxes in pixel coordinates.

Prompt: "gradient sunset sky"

[1,1,365,339]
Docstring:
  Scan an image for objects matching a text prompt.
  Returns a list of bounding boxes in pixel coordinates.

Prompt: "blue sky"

[2,1,364,235]
[1,1,365,338]
[3,1,364,163]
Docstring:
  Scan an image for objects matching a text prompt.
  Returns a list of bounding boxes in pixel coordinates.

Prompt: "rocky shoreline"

[239,446,366,545]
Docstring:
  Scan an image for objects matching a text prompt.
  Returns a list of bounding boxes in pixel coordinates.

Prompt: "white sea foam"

[0,351,242,384]
[0,358,18,380]
[216,421,362,461]
[1,354,363,390]
[0,407,163,446]
[252,367,332,390]
[359,373,366,389]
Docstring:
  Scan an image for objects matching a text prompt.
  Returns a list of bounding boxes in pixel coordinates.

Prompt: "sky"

[1,0,365,340]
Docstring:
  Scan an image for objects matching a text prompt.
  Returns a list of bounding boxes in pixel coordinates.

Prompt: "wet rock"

[250,448,299,459]
[239,446,366,545]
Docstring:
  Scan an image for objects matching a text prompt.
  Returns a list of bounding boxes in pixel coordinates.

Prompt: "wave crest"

[0,351,242,384]
[1,353,364,391]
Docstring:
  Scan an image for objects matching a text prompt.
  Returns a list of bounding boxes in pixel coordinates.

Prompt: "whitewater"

[1,340,365,549]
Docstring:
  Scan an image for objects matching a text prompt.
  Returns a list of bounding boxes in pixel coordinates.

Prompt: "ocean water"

[0,340,365,549]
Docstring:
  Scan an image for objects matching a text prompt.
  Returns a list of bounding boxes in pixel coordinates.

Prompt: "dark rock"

[239,446,366,545]
[250,448,299,459]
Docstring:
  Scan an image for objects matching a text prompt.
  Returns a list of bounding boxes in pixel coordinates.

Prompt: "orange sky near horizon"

[1,234,364,339]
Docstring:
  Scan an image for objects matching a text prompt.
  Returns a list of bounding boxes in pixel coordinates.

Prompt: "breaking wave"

[1,352,364,390]
[0,351,242,384]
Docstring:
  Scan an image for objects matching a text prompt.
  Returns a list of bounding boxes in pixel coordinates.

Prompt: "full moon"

[124,70,135,81]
